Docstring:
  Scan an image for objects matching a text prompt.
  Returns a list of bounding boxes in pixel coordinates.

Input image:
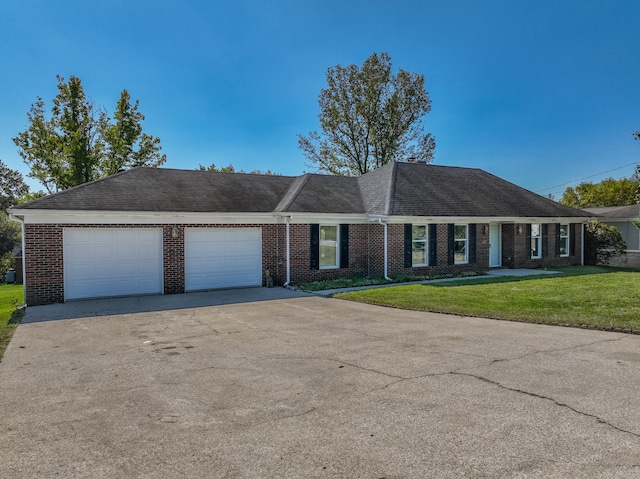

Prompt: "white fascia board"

[11,210,282,225]
[595,216,639,222]
[8,208,595,226]
[384,216,593,224]
[277,213,371,224]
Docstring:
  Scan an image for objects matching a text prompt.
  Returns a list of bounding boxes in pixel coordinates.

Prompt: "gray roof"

[15,168,296,213]
[12,162,592,218]
[583,204,640,219]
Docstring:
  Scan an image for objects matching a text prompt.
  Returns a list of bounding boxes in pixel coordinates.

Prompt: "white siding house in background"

[584,205,640,268]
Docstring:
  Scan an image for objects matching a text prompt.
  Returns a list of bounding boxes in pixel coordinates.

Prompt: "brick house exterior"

[9,162,593,305]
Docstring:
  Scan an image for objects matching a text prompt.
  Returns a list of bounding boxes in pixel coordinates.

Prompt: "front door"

[489,224,502,267]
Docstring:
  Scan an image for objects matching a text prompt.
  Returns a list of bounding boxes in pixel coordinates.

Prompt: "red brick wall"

[511,223,583,269]
[386,223,490,277]
[23,220,584,305]
[24,225,64,305]
[289,222,494,284]
[288,223,383,284]
[163,226,184,295]
[501,224,516,268]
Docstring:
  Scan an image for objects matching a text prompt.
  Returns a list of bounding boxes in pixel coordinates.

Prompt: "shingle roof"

[582,204,640,219]
[16,168,296,213]
[12,163,593,218]
[383,162,591,217]
[278,174,365,214]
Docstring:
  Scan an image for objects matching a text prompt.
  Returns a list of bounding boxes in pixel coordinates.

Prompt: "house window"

[559,224,569,257]
[412,225,428,266]
[454,224,468,264]
[531,224,542,259]
[319,225,339,269]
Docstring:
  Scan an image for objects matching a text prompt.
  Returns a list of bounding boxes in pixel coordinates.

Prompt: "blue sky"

[1,0,639,198]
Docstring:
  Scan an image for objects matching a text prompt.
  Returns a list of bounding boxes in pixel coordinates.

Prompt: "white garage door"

[64,228,163,300]
[185,228,262,291]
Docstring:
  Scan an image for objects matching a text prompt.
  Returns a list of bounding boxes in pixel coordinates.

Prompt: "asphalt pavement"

[1,287,639,478]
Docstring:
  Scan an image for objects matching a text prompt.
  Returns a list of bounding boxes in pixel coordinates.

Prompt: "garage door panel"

[94,263,117,276]
[65,265,95,281]
[185,228,262,291]
[64,228,163,300]
[95,247,117,261]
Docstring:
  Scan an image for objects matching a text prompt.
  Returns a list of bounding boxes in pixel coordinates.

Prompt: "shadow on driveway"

[23,287,312,323]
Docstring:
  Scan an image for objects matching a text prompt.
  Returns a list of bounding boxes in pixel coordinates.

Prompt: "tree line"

[1,56,639,275]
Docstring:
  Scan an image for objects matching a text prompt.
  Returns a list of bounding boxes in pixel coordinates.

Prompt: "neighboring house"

[583,204,640,268]
[10,244,23,285]
[8,161,593,305]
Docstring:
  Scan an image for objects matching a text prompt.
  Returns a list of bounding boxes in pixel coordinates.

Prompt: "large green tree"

[101,90,166,176]
[13,76,165,193]
[298,52,435,176]
[559,177,639,208]
[0,160,29,266]
[0,160,29,212]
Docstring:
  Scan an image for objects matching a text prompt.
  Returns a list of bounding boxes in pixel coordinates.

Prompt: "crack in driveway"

[267,353,640,441]
[450,371,640,440]
[489,335,629,365]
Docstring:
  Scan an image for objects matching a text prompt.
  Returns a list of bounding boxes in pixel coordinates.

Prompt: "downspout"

[283,215,292,286]
[581,222,585,266]
[9,214,26,305]
[376,218,391,281]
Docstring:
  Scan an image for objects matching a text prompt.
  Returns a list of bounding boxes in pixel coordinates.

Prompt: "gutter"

[8,213,26,305]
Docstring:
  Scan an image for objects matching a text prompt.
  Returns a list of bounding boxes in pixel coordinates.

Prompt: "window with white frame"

[559,224,569,257]
[454,224,468,264]
[531,224,542,259]
[412,225,428,266]
[319,225,339,269]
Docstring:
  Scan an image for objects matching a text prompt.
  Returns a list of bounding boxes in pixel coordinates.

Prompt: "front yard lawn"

[335,267,640,332]
[0,283,25,361]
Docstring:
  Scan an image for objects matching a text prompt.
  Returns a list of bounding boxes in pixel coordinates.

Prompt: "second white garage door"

[184,228,262,291]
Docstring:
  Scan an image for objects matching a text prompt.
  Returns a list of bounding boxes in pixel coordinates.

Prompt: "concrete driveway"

[1,288,640,478]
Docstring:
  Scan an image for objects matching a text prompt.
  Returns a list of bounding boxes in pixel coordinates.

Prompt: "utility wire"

[535,160,638,193]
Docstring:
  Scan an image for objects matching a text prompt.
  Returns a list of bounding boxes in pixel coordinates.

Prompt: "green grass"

[335,267,640,331]
[0,283,25,361]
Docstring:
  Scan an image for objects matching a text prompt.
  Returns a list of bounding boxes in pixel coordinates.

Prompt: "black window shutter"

[570,223,576,256]
[310,224,319,270]
[339,224,349,268]
[525,224,532,258]
[469,224,477,263]
[555,224,561,257]
[404,224,412,268]
[429,224,437,266]
[447,224,455,265]
[542,224,549,258]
